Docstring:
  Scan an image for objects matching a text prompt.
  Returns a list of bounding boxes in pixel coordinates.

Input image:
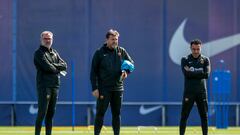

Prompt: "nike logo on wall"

[29,104,38,115]
[139,105,162,115]
[169,19,240,65]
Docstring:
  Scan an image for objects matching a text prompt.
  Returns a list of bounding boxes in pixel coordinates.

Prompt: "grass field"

[0,126,239,135]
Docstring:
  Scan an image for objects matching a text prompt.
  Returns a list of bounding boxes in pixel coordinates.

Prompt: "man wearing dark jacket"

[90,29,134,135]
[34,31,67,135]
[179,39,211,135]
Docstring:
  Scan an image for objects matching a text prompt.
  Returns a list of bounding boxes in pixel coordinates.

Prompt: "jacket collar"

[190,54,201,59]
[103,43,116,52]
[40,45,53,52]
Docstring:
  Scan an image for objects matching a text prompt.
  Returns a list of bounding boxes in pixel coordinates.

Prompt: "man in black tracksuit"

[90,29,134,135]
[179,39,211,135]
[34,31,67,135]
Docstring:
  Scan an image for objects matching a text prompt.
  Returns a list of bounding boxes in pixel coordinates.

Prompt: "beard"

[111,43,118,49]
[41,41,52,48]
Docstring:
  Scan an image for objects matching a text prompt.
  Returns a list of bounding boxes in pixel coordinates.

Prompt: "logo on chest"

[200,58,204,64]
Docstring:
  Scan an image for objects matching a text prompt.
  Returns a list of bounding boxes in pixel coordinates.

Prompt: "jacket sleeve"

[202,57,211,79]
[34,50,59,74]
[122,48,134,64]
[122,49,134,73]
[53,51,67,71]
[90,50,100,91]
[181,57,210,79]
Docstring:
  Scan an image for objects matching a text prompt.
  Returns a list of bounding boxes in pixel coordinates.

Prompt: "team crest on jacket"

[118,52,121,57]
[200,58,204,64]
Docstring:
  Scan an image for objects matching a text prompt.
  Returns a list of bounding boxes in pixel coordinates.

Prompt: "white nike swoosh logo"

[139,105,162,115]
[169,19,240,65]
[29,104,38,115]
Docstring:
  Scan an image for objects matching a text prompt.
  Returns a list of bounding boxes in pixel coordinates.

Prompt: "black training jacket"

[90,44,134,91]
[34,45,67,88]
[181,54,210,94]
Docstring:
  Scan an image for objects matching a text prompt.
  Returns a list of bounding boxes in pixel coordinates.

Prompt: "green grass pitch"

[0,126,239,135]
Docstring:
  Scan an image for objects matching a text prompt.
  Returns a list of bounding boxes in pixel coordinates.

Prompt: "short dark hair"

[106,29,119,39]
[190,39,202,46]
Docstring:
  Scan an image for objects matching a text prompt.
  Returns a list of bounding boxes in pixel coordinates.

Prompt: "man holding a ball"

[90,29,134,135]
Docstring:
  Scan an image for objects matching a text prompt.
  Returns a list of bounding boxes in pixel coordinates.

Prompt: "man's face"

[41,33,53,48]
[106,35,118,49]
[191,43,201,56]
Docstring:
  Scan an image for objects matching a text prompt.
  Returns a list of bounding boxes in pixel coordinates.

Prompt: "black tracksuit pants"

[180,92,208,135]
[94,90,123,135]
[35,87,59,135]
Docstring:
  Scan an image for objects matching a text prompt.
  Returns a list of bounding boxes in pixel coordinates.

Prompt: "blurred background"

[0,0,240,127]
